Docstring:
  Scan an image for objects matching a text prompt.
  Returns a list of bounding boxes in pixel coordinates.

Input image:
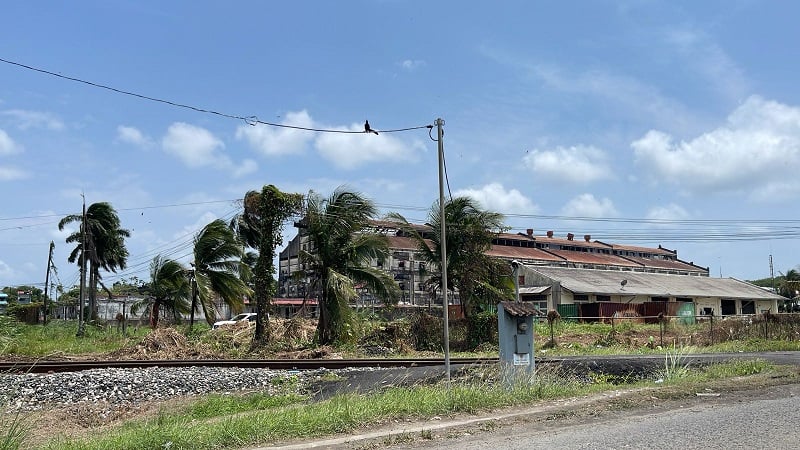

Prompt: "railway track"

[0,357,499,374]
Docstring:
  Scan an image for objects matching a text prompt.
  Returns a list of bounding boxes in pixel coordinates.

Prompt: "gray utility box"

[498,301,539,372]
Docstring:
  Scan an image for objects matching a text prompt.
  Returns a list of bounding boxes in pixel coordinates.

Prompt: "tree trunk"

[150,300,161,329]
[316,284,333,345]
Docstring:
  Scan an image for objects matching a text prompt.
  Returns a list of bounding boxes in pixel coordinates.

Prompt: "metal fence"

[546,312,800,348]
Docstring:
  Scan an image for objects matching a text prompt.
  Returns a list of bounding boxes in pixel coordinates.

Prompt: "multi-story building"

[277,221,726,309]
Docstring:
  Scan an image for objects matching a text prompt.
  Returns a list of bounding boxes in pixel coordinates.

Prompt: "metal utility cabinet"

[498,301,538,373]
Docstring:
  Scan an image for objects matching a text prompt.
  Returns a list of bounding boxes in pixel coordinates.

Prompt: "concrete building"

[278,222,782,317]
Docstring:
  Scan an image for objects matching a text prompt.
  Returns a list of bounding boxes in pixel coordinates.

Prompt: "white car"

[212,313,257,329]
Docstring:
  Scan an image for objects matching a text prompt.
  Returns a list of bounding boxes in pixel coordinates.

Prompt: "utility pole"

[43,241,54,324]
[77,195,86,336]
[436,117,451,383]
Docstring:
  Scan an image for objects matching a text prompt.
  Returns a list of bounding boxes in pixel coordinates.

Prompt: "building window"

[574,294,589,302]
[651,297,668,302]
[596,295,610,302]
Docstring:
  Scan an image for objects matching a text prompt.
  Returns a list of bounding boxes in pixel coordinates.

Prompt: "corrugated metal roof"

[544,249,643,267]
[525,265,784,300]
[535,235,612,250]
[619,255,704,272]
[499,301,543,316]
[519,286,549,294]
[486,245,565,261]
[599,242,676,256]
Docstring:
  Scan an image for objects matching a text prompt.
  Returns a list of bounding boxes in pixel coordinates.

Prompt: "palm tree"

[302,188,401,345]
[779,268,800,312]
[231,186,304,344]
[58,202,130,321]
[388,196,510,318]
[132,256,191,328]
[190,219,252,327]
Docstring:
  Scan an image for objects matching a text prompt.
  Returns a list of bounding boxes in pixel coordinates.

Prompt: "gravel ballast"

[0,366,381,413]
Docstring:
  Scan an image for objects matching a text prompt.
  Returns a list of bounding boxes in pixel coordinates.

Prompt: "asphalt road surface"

[412,383,800,449]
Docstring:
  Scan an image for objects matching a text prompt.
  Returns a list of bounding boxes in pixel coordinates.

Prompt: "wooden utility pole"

[43,241,54,324]
[436,117,451,383]
[77,195,86,336]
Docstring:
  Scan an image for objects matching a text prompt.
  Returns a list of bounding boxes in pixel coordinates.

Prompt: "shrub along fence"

[406,310,800,352]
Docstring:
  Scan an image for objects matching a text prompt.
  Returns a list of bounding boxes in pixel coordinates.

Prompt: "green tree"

[232,185,304,344]
[302,188,401,345]
[58,202,130,322]
[132,256,191,328]
[190,219,252,327]
[389,196,511,318]
[779,268,800,312]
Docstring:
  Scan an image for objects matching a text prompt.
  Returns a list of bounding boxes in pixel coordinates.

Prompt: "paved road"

[412,383,800,449]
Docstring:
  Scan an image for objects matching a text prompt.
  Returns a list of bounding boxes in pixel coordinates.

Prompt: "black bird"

[364,120,379,135]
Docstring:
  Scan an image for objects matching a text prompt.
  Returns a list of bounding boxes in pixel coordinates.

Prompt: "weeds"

[657,345,694,382]
[0,411,28,450]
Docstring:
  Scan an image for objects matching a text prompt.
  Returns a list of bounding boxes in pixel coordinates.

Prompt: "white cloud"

[315,123,425,170]
[560,193,618,217]
[1,109,65,131]
[0,260,13,279]
[236,110,315,156]
[664,28,748,100]
[162,122,256,177]
[523,145,613,183]
[237,111,425,169]
[529,64,698,132]
[0,166,29,181]
[400,59,426,71]
[632,96,800,201]
[117,125,154,149]
[0,129,21,155]
[232,159,258,178]
[454,183,538,214]
[646,203,691,222]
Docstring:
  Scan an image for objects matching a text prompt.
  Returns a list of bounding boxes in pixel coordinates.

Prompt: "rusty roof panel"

[544,249,643,267]
[486,245,565,261]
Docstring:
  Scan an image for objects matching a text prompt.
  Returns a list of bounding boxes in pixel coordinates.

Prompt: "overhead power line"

[0,57,433,134]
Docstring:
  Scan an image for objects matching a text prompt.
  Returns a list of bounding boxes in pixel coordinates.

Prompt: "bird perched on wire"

[364,120,379,135]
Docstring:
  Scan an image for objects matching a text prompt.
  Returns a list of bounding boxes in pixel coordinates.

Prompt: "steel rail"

[0,357,499,374]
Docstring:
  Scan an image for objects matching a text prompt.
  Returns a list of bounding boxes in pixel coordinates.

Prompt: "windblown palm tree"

[190,219,252,326]
[132,255,191,328]
[388,196,510,318]
[231,186,304,343]
[58,202,130,321]
[302,188,400,345]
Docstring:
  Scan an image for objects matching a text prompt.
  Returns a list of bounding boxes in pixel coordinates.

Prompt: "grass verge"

[35,358,793,450]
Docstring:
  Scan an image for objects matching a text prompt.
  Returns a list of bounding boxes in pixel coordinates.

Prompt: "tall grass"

[1,319,150,357]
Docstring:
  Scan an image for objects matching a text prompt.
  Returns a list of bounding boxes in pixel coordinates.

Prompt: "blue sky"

[2,0,800,291]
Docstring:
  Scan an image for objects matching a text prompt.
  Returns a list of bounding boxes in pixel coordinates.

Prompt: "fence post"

[658,312,665,347]
[709,313,714,345]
